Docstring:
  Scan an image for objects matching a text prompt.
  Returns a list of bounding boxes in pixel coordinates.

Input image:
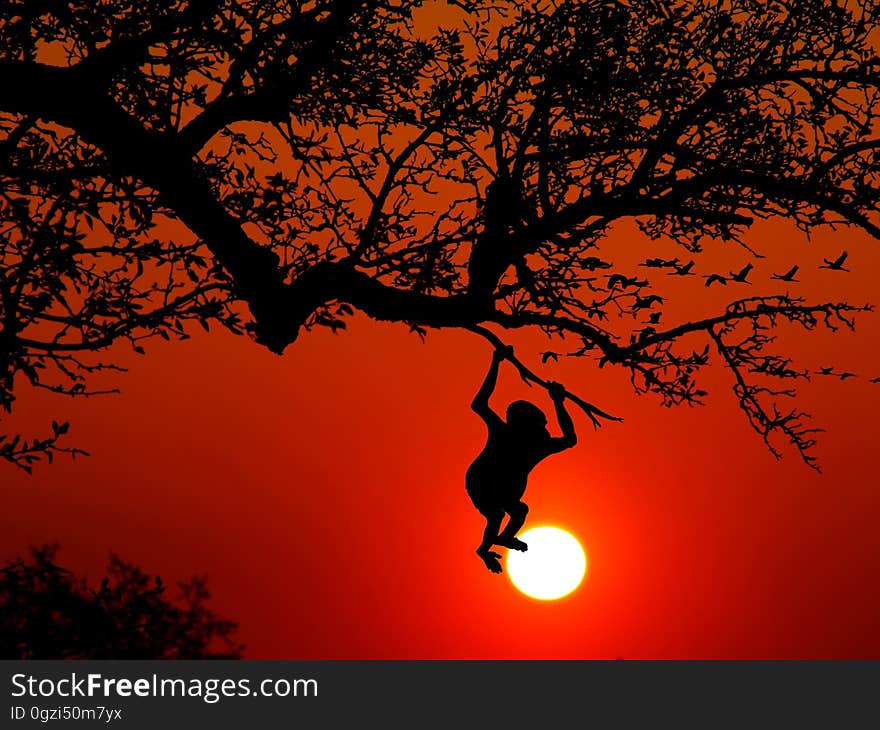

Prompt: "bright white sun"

[506,526,587,600]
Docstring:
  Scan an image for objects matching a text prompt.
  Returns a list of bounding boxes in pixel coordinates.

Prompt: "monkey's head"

[506,400,548,437]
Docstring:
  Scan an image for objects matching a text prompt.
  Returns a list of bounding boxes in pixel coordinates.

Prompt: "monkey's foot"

[495,537,528,551]
[477,549,503,574]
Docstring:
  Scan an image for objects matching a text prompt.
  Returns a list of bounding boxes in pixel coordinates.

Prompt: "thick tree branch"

[0,60,291,348]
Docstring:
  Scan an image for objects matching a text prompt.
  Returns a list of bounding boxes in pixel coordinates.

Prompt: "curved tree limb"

[466,324,622,429]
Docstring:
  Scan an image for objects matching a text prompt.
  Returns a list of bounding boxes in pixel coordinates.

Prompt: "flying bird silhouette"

[608,273,648,289]
[815,367,856,380]
[819,251,850,272]
[633,294,664,309]
[704,273,727,287]
[870,376,880,384]
[581,256,613,271]
[640,257,680,269]
[668,260,696,276]
[729,263,753,283]
[771,265,800,282]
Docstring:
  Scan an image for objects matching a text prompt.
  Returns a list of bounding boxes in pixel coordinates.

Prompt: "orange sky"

[2,214,879,659]
[4,2,880,659]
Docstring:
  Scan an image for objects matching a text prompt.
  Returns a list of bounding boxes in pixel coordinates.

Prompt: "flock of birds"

[593,251,879,385]
[637,251,851,287]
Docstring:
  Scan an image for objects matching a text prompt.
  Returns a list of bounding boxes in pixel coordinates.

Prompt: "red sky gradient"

[4,2,880,658]
[3,214,879,659]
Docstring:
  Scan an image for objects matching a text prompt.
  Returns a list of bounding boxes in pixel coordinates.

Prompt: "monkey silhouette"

[466,346,578,574]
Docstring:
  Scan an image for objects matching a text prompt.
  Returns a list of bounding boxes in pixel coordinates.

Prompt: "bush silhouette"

[0,545,242,659]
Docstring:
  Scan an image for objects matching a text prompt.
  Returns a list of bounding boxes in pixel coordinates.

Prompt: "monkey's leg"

[495,501,529,551]
[477,510,504,573]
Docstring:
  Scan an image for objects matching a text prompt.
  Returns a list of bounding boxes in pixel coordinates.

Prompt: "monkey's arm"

[471,350,505,427]
[547,385,578,452]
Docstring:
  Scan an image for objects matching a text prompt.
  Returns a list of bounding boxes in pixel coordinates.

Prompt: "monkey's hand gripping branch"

[467,325,623,430]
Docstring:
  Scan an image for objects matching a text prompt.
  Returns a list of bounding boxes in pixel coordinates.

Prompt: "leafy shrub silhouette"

[0,545,242,659]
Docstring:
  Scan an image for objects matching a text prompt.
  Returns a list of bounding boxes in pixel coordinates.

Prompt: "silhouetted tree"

[1,0,878,470]
[0,545,242,659]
